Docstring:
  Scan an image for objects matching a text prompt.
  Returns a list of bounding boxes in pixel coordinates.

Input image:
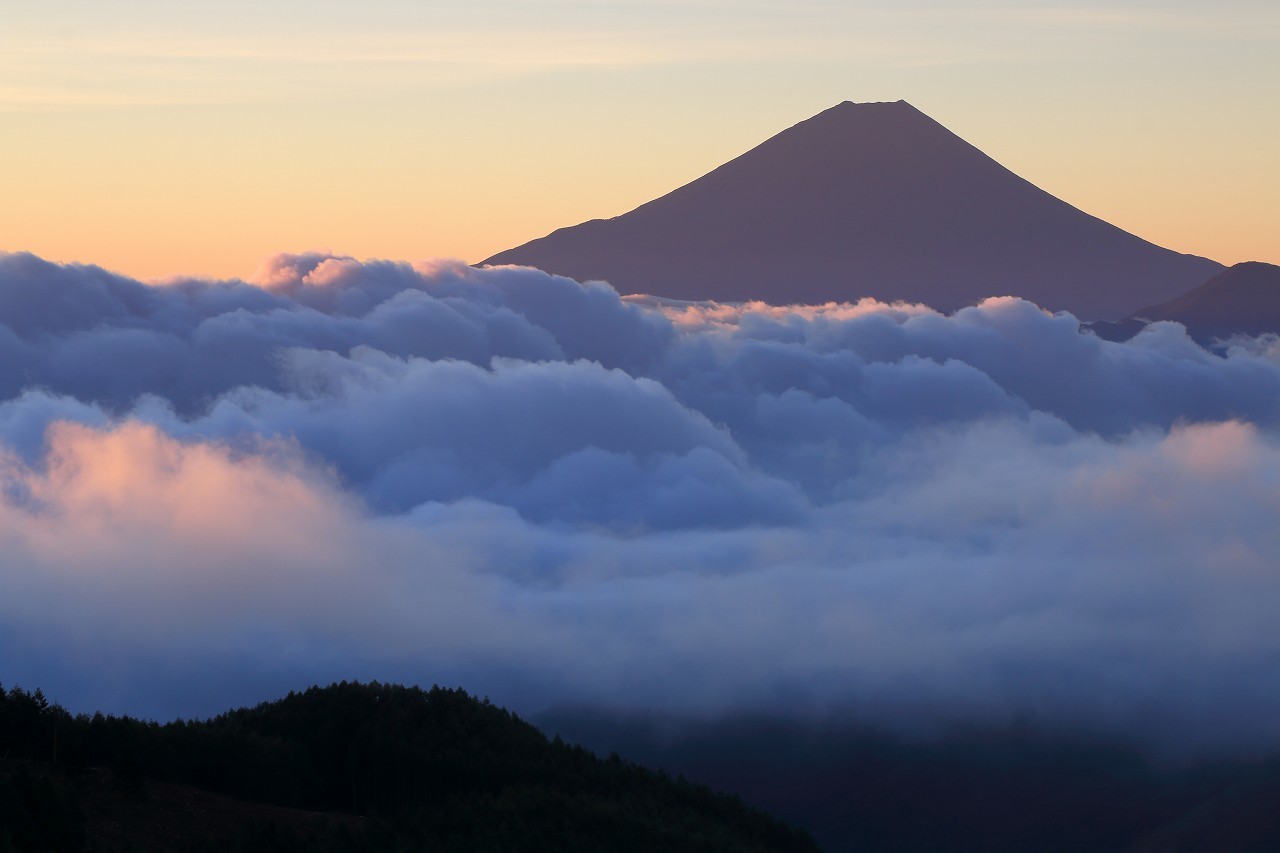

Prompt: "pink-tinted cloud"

[1,252,1280,752]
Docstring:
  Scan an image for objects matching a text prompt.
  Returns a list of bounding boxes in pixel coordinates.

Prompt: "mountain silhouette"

[1090,261,1280,344]
[483,100,1221,319]
[1134,261,1280,342]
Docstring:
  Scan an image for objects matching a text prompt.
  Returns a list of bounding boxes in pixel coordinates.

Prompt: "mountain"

[0,682,817,852]
[483,100,1222,320]
[1087,262,1280,344]
[1132,261,1280,343]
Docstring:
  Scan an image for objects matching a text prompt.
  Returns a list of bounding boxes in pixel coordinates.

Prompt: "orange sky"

[1,1,1276,281]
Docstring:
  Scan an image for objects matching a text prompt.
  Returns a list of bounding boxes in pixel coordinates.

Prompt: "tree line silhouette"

[0,681,817,852]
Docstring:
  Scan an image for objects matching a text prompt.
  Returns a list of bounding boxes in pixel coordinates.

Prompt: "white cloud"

[2,251,1280,752]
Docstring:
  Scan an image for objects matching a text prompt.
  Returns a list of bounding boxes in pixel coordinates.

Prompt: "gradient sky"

[2,0,1277,280]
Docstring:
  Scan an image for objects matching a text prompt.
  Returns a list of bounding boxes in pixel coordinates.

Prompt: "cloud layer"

[2,250,1280,751]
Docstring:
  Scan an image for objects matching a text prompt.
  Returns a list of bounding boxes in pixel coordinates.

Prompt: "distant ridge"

[484,100,1222,319]
[1090,261,1280,344]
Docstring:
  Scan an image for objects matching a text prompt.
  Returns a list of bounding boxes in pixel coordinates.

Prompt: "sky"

[1,0,1277,280]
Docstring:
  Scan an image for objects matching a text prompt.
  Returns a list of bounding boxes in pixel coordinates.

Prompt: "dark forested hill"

[0,682,817,852]
[538,710,1280,853]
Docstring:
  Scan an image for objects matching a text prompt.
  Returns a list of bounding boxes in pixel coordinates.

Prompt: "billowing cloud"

[2,250,1280,753]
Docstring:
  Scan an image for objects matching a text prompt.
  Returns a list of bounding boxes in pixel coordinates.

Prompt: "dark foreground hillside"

[0,683,816,852]
[542,711,1280,853]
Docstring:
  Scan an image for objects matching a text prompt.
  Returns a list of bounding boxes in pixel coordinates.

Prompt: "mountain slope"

[484,100,1221,319]
[1133,261,1280,343]
[0,682,817,852]
[540,709,1280,853]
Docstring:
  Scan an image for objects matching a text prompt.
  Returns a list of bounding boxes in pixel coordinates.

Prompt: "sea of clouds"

[1,250,1278,751]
